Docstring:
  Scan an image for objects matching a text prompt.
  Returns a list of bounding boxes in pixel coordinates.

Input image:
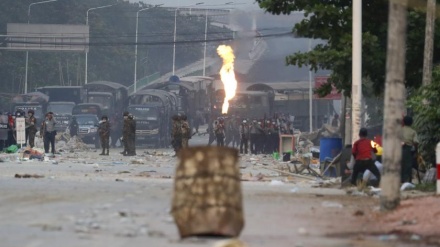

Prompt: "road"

[0,133,437,247]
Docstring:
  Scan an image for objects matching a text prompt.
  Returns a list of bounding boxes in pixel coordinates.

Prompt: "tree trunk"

[380,0,408,211]
[422,0,436,86]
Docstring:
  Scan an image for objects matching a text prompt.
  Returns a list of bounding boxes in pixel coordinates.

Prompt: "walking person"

[401,116,418,183]
[239,119,250,154]
[350,128,381,186]
[171,115,182,156]
[126,114,136,156]
[41,112,57,156]
[26,110,37,148]
[121,112,130,156]
[98,115,111,156]
[69,116,79,137]
[214,117,225,147]
[180,115,191,149]
[0,112,8,151]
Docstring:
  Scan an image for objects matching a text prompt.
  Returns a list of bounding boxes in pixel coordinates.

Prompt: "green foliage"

[407,66,440,167]
[256,0,440,97]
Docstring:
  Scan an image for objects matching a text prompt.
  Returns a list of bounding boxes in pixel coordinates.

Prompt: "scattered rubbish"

[353,210,364,216]
[401,219,417,225]
[297,227,308,236]
[119,211,128,217]
[6,145,18,153]
[14,174,44,178]
[112,161,125,165]
[147,230,166,238]
[400,182,416,191]
[118,171,131,174]
[52,161,58,165]
[130,159,144,165]
[115,178,124,182]
[269,180,284,186]
[410,234,421,241]
[321,201,343,208]
[290,187,299,193]
[378,234,398,241]
[212,239,248,247]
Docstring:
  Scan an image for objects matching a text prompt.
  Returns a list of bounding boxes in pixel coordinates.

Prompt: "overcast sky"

[130,0,260,11]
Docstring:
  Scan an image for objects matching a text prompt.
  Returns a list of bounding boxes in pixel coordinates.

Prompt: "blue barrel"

[319,138,343,162]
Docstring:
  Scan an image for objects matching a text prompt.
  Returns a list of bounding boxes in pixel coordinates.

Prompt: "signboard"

[5,23,89,52]
[314,76,342,100]
[16,117,26,146]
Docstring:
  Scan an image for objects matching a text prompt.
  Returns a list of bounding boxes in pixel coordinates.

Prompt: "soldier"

[121,112,130,156]
[171,115,182,156]
[126,114,136,156]
[239,119,250,154]
[40,112,57,156]
[249,120,258,154]
[264,120,273,154]
[69,116,79,137]
[214,117,225,147]
[98,115,111,156]
[0,112,8,151]
[271,121,280,153]
[232,116,241,148]
[26,109,38,148]
[180,115,191,148]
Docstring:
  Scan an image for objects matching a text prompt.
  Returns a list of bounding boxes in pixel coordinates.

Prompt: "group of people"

[171,115,191,156]
[207,116,281,155]
[349,116,419,187]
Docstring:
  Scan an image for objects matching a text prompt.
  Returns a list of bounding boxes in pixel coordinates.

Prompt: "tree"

[256,0,440,97]
[380,0,408,211]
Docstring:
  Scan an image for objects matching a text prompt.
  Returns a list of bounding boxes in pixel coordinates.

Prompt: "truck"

[36,86,83,132]
[72,103,102,148]
[11,92,48,122]
[128,90,175,148]
[83,81,128,146]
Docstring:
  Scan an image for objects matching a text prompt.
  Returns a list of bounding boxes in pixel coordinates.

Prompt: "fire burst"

[217,45,237,114]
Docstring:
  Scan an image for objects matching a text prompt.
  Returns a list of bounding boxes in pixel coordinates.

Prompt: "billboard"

[314,76,342,100]
[5,23,89,52]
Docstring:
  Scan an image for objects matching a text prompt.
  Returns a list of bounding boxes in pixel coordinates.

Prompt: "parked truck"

[11,92,48,121]
[36,86,83,132]
[83,81,128,147]
[128,89,176,148]
[72,103,103,148]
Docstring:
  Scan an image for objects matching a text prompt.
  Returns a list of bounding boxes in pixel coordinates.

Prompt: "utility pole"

[380,0,408,211]
[422,0,436,86]
[351,0,362,145]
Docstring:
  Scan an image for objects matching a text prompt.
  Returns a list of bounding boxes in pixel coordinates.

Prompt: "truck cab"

[72,103,102,147]
[47,102,75,132]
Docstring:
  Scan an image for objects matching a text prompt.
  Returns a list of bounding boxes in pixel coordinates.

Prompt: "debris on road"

[14,174,44,178]
[212,239,248,247]
[321,201,344,208]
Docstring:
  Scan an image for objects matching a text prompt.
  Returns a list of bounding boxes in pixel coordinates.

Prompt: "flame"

[217,45,237,114]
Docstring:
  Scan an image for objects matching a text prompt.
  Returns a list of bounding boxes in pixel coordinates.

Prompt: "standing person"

[239,119,250,154]
[6,113,16,147]
[126,114,136,156]
[232,117,241,148]
[350,128,381,186]
[171,115,182,156]
[194,109,203,134]
[121,112,130,156]
[271,121,280,153]
[41,112,57,156]
[180,115,191,148]
[0,112,8,151]
[331,114,340,128]
[98,115,111,156]
[69,116,79,137]
[207,119,216,146]
[26,110,37,148]
[249,120,258,154]
[214,117,225,147]
[401,116,418,183]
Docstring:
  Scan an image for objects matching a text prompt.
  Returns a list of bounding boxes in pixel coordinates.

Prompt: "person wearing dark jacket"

[98,115,111,155]
[69,116,79,137]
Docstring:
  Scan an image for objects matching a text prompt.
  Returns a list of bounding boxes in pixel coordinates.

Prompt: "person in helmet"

[98,115,111,155]
[121,111,130,155]
[26,109,38,148]
[239,119,250,154]
[180,115,191,149]
[214,117,225,147]
[69,116,79,137]
[126,114,136,156]
[171,115,182,156]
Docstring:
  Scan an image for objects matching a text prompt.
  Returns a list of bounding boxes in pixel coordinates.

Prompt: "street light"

[134,4,163,93]
[85,4,115,85]
[202,2,234,76]
[24,0,58,94]
[173,2,204,75]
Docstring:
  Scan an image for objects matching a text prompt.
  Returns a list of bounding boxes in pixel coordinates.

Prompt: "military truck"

[128,89,175,148]
[11,92,48,121]
[72,103,102,148]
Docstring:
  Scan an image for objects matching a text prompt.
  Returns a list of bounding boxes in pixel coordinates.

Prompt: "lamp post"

[85,4,115,85]
[25,0,58,94]
[203,2,234,76]
[134,4,163,93]
[173,2,204,75]
[351,0,362,145]
[308,39,313,132]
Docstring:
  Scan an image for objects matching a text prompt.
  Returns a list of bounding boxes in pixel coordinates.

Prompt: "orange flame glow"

[217,45,237,114]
